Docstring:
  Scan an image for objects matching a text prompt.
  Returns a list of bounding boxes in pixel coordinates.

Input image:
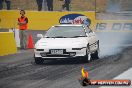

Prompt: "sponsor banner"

[79,78,131,86]
[59,13,91,26]
[90,80,131,86]
[96,20,132,31]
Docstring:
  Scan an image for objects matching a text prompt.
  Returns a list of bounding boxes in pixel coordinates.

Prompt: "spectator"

[18,10,28,49]
[36,0,43,11]
[0,0,3,10]
[5,0,11,10]
[46,0,53,11]
[42,0,47,11]
[0,0,11,10]
[62,0,71,11]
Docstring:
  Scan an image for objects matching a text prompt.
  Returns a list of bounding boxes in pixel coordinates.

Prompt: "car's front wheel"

[91,50,99,60]
[83,42,99,62]
[83,45,91,63]
[34,55,44,64]
[34,57,44,64]
[91,41,99,60]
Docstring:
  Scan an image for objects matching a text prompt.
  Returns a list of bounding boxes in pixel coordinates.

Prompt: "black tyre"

[34,56,44,64]
[91,50,99,60]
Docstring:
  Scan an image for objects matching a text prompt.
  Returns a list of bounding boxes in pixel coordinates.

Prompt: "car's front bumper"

[34,48,86,59]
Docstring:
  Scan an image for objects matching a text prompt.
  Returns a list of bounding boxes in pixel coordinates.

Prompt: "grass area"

[2,0,107,12]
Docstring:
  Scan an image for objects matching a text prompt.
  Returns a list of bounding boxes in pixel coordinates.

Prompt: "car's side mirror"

[37,34,43,38]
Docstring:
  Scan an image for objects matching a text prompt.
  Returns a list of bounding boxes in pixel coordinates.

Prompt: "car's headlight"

[36,49,44,51]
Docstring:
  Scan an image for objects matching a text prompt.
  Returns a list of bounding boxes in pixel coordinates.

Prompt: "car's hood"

[35,38,87,49]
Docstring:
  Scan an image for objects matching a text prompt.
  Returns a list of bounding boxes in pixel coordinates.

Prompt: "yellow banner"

[0,10,95,30]
[0,10,132,31]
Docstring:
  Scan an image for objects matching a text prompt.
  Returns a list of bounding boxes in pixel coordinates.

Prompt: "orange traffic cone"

[27,34,34,49]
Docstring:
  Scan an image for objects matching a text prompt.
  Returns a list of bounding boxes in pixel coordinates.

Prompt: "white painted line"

[99,68,132,88]
[114,68,132,80]
[100,86,126,88]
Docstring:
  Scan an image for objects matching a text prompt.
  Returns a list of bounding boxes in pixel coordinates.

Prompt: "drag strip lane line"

[114,68,132,80]
[99,68,132,88]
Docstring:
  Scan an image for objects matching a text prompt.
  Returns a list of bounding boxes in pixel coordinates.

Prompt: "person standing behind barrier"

[42,0,47,11]
[46,0,53,11]
[5,0,11,10]
[0,0,11,10]
[36,0,43,11]
[0,0,3,10]
[62,0,71,11]
[18,10,28,49]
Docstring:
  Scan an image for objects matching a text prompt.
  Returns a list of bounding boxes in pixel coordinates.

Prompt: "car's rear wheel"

[34,55,44,64]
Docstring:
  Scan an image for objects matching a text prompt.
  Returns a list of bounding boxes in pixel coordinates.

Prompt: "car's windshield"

[45,26,86,38]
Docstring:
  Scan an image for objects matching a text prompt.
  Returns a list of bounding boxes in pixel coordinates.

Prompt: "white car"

[34,24,99,64]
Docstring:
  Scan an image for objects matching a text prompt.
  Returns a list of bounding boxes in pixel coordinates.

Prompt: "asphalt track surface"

[0,31,132,88]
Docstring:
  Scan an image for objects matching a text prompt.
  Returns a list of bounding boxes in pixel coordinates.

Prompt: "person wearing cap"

[18,10,28,49]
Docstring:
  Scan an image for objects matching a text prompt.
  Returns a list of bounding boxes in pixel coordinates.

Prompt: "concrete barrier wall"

[0,32,17,56]
[0,10,132,31]
[0,10,96,30]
